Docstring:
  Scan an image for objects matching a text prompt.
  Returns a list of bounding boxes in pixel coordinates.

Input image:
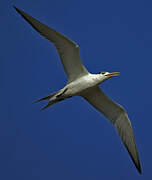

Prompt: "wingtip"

[13,6,25,16]
[127,144,142,174]
[13,5,18,12]
[124,142,142,174]
[133,149,142,174]
[139,169,142,174]
[137,163,142,174]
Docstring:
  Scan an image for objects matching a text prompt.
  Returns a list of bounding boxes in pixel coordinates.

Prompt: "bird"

[14,6,142,174]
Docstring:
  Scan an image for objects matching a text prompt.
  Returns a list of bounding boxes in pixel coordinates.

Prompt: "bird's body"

[64,73,105,96]
[37,73,109,110]
[14,6,142,174]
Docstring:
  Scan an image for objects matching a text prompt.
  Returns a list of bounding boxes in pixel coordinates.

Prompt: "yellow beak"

[105,72,120,77]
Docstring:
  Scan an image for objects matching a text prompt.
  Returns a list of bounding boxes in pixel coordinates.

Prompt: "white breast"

[65,74,100,96]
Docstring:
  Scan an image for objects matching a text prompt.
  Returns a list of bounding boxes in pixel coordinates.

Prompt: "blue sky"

[1,0,152,179]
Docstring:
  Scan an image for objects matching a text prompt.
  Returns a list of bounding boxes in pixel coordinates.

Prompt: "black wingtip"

[13,6,23,17]
[135,160,142,174]
[13,6,26,17]
[13,5,19,12]
[124,142,142,174]
[138,168,142,174]
[137,163,142,174]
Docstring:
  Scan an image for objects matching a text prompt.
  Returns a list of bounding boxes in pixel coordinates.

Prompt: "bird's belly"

[65,75,97,96]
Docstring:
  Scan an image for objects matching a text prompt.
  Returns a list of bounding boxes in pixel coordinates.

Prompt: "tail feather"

[34,91,58,103]
[34,89,66,110]
[41,98,64,111]
[40,101,56,111]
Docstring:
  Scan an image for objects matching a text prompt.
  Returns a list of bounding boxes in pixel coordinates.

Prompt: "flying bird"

[14,6,142,173]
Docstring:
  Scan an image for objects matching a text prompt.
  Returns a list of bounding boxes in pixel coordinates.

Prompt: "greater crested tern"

[14,6,142,173]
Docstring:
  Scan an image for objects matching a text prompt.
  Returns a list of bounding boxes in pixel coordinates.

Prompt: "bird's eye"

[101,72,106,75]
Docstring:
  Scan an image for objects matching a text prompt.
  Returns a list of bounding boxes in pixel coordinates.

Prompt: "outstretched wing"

[82,86,141,173]
[14,6,88,83]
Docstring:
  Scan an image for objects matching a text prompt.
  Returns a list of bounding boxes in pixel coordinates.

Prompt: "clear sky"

[1,0,152,179]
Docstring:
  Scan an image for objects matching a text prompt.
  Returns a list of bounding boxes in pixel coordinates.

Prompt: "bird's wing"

[82,86,141,173]
[14,6,88,83]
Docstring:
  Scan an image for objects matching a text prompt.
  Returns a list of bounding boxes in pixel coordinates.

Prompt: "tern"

[14,6,142,173]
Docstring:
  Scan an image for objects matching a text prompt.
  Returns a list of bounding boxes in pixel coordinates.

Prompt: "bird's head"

[97,71,120,82]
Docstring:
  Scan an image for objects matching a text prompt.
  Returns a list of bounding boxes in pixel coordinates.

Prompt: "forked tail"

[34,91,60,110]
[34,91,58,103]
[34,88,68,110]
